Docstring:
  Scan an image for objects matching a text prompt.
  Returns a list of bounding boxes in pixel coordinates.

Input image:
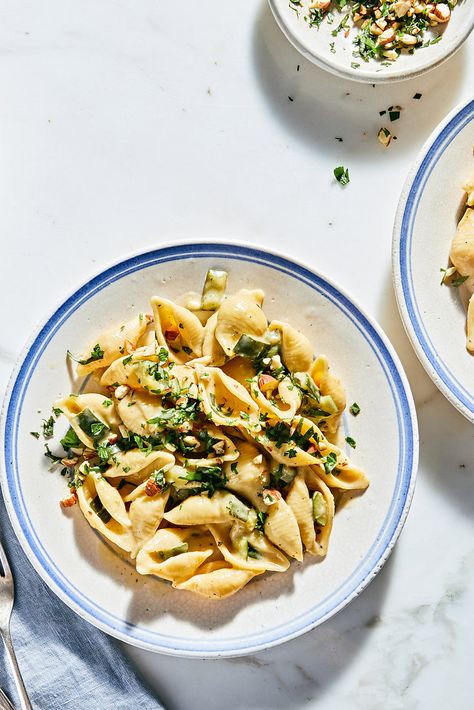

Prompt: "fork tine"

[0,540,12,580]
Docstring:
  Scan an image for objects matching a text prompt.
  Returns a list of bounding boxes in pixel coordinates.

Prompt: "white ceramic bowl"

[1,243,418,657]
[268,0,474,84]
[393,97,474,423]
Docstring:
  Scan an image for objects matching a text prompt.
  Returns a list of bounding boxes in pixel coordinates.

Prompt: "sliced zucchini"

[312,491,327,526]
[156,543,189,561]
[200,269,228,310]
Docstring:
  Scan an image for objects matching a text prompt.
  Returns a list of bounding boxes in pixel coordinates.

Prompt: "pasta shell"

[128,486,170,558]
[75,314,151,377]
[194,364,261,430]
[94,474,131,528]
[269,321,313,373]
[450,208,474,283]
[151,297,204,363]
[215,289,267,356]
[224,440,269,509]
[105,450,175,485]
[304,468,335,556]
[55,393,121,449]
[174,567,259,599]
[163,491,253,526]
[286,471,316,553]
[208,524,290,573]
[202,312,227,366]
[76,475,134,553]
[264,498,303,561]
[136,527,215,581]
[468,294,474,353]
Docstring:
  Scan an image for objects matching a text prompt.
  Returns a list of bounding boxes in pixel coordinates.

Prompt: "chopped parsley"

[68,343,104,366]
[255,511,267,533]
[333,166,350,186]
[30,431,40,439]
[181,466,227,497]
[345,436,356,449]
[323,452,339,475]
[349,402,360,416]
[102,399,113,408]
[42,416,55,439]
[60,427,82,451]
[52,407,63,417]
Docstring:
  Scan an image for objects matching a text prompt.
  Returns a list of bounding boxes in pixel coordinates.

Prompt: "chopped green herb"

[42,416,55,439]
[52,407,63,417]
[333,166,350,186]
[30,431,40,439]
[68,343,104,366]
[345,436,356,449]
[349,402,360,416]
[323,452,339,475]
[122,355,133,366]
[102,399,113,408]
[60,427,82,451]
[413,93,422,100]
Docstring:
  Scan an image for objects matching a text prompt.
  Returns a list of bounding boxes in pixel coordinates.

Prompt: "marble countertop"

[1,2,473,709]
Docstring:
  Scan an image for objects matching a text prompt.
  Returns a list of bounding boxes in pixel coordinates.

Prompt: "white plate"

[1,242,418,657]
[393,97,474,423]
[268,0,474,84]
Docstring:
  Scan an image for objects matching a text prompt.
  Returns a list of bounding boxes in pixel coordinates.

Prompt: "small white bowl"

[1,242,418,657]
[393,96,474,423]
[268,0,474,84]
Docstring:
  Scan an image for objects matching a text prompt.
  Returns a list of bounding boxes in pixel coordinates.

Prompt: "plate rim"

[267,0,474,85]
[0,240,419,657]
[392,95,474,425]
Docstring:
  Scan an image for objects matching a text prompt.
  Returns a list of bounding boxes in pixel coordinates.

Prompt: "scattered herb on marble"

[334,166,350,185]
[350,402,360,416]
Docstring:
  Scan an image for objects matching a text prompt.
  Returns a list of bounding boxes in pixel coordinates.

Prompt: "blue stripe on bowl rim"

[396,97,474,420]
[1,243,418,657]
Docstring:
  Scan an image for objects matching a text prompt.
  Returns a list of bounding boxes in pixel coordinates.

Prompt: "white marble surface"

[0,2,473,709]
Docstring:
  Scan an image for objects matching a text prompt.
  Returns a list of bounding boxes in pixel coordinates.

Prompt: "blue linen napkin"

[0,493,163,710]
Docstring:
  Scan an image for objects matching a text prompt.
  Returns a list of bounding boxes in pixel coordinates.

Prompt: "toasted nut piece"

[393,0,412,18]
[61,457,78,467]
[82,449,96,460]
[371,22,383,36]
[383,49,399,60]
[164,328,179,341]
[258,374,278,392]
[114,384,130,400]
[433,3,450,22]
[307,443,319,454]
[378,28,396,45]
[212,440,226,455]
[60,491,77,508]
[375,18,387,30]
[183,435,200,448]
[252,454,263,465]
[145,479,160,496]
[263,489,282,505]
[107,433,119,444]
[309,0,330,10]
[400,33,417,46]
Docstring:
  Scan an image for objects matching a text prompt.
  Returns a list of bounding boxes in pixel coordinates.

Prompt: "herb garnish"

[345,436,356,449]
[349,402,360,416]
[334,166,350,186]
[68,343,104,366]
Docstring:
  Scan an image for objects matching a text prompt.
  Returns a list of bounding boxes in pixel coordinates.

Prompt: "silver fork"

[0,540,32,710]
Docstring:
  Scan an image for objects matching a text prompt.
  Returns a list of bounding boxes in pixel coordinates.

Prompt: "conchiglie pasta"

[54,393,122,449]
[269,320,313,373]
[174,566,260,599]
[215,289,267,356]
[264,497,303,561]
[136,527,215,582]
[208,523,290,573]
[75,314,151,377]
[151,297,204,363]
[76,474,134,553]
[52,271,369,600]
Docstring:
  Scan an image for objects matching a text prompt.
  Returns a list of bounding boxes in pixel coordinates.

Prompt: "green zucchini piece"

[200,269,228,310]
[233,334,268,358]
[226,497,250,522]
[90,495,112,524]
[312,491,327,526]
[76,408,110,442]
[157,543,189,561]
